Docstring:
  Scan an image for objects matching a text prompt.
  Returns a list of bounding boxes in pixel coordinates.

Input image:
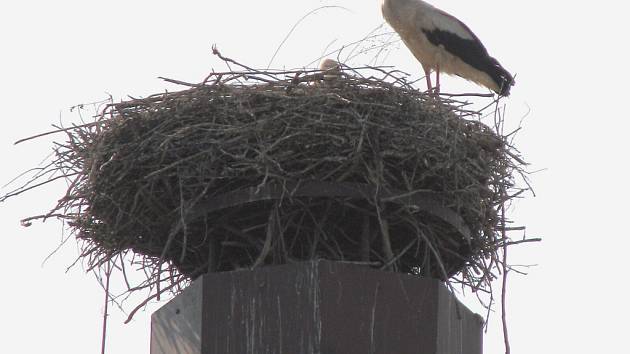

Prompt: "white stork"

[381,0,514,96]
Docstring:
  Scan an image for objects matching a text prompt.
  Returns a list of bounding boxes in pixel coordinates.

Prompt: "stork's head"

[498,74,515,97]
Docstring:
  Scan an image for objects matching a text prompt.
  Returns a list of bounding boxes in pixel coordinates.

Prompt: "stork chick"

[319,58,342,79]
[381,0,514,96]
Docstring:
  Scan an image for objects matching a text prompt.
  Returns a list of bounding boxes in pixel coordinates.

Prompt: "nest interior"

[13,65,524,298]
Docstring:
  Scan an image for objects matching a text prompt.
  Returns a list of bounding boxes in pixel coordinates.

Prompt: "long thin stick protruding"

[100,260,112,354]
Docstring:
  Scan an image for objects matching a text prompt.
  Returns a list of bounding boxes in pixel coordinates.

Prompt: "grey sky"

[1,1,628,353]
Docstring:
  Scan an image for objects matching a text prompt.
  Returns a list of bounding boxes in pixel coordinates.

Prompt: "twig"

[1,173,78,202]
[14,122,101,145]
[504,238,541,246]
[158,77,199,88]
[266,6,348,69]
[252,204,277,268]
[501,232,510,354]
[124,281,180,324]
[100,260,112,354]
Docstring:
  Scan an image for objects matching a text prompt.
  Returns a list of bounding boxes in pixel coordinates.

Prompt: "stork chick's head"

[319,58,341,72]
[319,58,342,81]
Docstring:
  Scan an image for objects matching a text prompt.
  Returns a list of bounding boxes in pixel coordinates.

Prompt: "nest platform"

[5,63,527,303]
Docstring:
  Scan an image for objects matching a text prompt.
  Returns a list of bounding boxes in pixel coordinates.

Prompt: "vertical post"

[151,261,483,354]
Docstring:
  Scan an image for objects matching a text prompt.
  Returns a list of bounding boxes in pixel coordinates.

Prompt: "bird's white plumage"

[319,58,341,72]
[381,0,512,95]
[318,58,342,81]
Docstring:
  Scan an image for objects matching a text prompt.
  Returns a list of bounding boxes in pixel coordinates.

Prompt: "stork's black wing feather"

[422,24,514,95]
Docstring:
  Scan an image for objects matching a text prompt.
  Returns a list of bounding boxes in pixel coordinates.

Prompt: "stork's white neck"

[381,0,434,12]
[381,0,436,23]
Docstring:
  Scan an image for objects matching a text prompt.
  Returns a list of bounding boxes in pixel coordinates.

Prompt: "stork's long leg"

[423,66,433,93]
[435,65,440,94]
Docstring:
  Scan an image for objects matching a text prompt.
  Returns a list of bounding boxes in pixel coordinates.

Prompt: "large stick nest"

[5,60,529,308]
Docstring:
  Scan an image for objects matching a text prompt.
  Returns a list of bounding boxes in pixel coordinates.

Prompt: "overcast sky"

[1,1,629,353]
